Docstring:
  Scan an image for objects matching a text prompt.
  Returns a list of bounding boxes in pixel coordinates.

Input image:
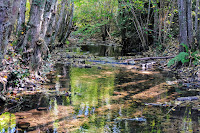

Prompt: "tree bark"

[41,0,57,39]
[59,0,70,41]
[17,0,26,34]
[187,0,193,48]
[45,0,58,48]
[15,0,26,50]
[153,0,159,46]
[0,1,12,63]
[178,0,188,52]
[61,0,74,44]
[195,0,199,34]
[51,0,67,47]
[22,0,47,70]
[10,0,21,26]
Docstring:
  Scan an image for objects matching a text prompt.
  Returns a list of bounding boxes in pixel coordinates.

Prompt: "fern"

[168,52,189,67]
[180,43,189,53]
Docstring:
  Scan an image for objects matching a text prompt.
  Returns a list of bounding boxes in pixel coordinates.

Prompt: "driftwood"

[126,56,175,61]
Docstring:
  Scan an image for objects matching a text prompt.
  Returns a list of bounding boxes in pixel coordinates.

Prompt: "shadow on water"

[0,44,200,133]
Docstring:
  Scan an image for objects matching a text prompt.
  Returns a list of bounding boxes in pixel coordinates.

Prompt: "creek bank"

[0,45,54,103]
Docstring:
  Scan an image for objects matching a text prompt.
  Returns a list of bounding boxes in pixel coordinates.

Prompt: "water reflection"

[1,59,200,132]
[0,112,16,133]
[69,44,122,57]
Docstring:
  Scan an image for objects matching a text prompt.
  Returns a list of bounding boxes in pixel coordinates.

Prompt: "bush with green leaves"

[168,43,200,67]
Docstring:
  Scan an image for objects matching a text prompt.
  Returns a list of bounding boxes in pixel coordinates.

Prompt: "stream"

[0,43,200,133]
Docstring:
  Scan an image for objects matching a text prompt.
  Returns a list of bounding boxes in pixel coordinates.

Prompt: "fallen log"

[176,96,199,101]
[126,56,175,61]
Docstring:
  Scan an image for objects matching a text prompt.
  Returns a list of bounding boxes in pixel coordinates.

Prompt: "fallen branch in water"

[126,56,175,62]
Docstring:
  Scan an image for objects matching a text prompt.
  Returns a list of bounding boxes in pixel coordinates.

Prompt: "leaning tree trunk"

[45,0,58,48]
[22,0,47,71]
[41,0,57,39]
[58,0,70,41]
[0,0,12,64]
[61,0,74,44]
[50,0,67,47]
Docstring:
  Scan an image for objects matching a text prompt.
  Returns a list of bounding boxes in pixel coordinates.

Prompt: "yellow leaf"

[4,76,7,79]
[172,108,176,111]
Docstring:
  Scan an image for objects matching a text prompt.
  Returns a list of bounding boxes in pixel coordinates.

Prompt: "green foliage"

[66,40,70,45]
[168,44,200,67]
[73,0,118,39]
[180,43,189,53]
[0,112,16,132]
[73,22,105,39]
[168,52,189,67]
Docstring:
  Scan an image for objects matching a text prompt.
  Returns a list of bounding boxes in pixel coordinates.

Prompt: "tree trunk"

[59,0,70,42]
[16,0,26,50]
[195,0,199,34]
[187,0,193,49]
[51,0,67,47]
[10,0,21,26]
[61,0,74,44]
[178,0,188,52]
[45,0,58,48]
[153,0,159,46]
[17,0,26,34]
[0,1,12,63]
[41,0,57,39]
[22,0,46,70]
